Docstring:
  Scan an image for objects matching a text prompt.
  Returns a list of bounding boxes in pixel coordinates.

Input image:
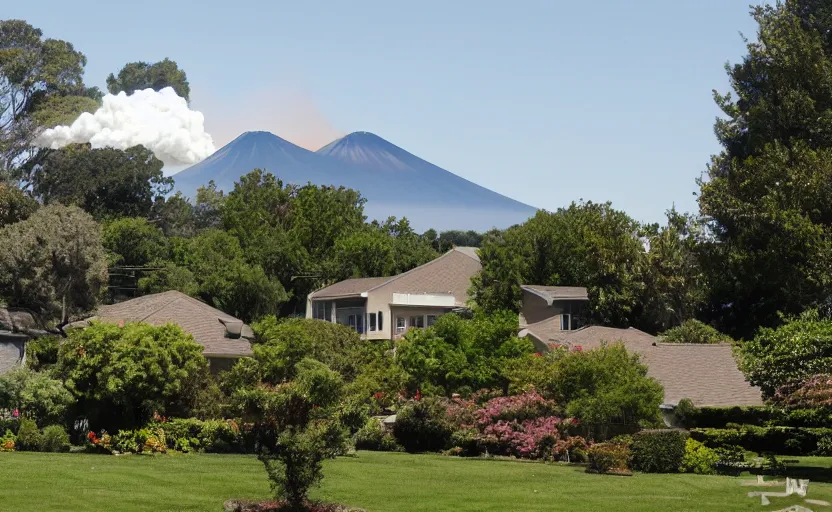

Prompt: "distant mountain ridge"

[173,131,537,231]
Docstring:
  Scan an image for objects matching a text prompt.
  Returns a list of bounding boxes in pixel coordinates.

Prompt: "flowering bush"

[0,430,15,451]
[479,416,567,459]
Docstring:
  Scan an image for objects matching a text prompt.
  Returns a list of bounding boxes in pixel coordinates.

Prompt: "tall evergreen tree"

[698,1,832,338]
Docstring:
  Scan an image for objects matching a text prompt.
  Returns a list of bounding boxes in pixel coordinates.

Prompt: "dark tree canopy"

[106,58,190,101]
[34,144,172,219]
[698,1,832,337]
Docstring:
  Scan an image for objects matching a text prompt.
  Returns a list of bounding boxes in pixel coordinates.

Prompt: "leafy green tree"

[698,2,832,337]
[235,358,346,509]
[0,20,100,185]
[332,227,396,279]
[174,229,287,322]
[102,217,169,267]
[137,263,198,296]
[34,144,172,219]
[193,180,225,230]
[56,322,211,431]
[505,344,663,427]
[150,192,195,238]
[640,209,708,332]
[106,58,190,101]
[396,310,534,395]
[660,319,732,344]
[471,202,647,327]
[0,183,37,227]
[737,309,832,398]
[0,367,74,426]
[0,205,107,323]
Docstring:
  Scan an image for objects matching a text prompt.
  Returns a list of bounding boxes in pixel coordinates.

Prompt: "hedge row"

[690,425,832,456]
[679,406,832,429]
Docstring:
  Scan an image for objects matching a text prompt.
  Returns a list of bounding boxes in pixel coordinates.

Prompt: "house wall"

[389,306,456,339]
[365,250,481,341]
[520,291,588,330]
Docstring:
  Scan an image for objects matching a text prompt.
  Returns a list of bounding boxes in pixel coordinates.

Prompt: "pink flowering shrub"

[440,389,578,460]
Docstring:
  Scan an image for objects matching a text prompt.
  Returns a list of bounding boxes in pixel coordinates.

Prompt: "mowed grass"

[1,451,831,512]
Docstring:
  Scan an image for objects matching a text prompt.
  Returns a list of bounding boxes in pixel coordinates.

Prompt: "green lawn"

[1,451,831,511]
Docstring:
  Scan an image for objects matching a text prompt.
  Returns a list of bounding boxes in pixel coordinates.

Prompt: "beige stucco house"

[306,247,481,340]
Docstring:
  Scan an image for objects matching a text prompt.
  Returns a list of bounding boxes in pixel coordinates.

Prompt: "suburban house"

[306,247,481,340]
[518,285,762,411]
[70,290,254,372]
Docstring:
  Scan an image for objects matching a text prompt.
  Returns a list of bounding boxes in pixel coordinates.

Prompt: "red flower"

[533,352,542,357]
[415,390,422,401]
[372,392,386,400]
[573,345,583,352]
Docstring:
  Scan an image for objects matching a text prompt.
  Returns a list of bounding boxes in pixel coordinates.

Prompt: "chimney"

[218,318,243,339]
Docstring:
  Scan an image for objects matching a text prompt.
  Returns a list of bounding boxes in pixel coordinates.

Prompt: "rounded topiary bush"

[15,418,42,452]
[630,429,688,473]
[392,398,452,453]
[40,425,71,453]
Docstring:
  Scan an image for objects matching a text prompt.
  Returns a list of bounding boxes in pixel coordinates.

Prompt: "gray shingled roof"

[86,291,253,357]
[309,247,481,302]
[310,276,392,299]
[522,285,589,303]
[521,323,762,407]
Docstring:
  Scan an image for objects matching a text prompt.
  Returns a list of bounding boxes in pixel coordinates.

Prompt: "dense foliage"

[55,322,211,431]
[396,311,534,395]
[736,310,832,397]
[505,344,663,430]
[630,430,688,473]
[0,205,107,324]
[660,319,732,344]
[0,367,74,426]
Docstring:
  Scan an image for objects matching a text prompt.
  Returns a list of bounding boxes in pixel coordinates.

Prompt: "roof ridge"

[137,291,183,323]
[452,246,480,262]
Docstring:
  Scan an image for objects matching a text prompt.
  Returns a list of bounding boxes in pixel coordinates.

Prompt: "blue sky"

[8,0,759,225]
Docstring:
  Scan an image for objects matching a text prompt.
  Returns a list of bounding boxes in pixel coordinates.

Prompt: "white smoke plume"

[36,87,215,165]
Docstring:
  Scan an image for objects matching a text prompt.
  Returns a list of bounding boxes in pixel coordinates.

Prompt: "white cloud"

[36,87,215,165]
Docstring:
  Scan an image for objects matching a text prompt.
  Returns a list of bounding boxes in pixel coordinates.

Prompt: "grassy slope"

[0,451,830,512]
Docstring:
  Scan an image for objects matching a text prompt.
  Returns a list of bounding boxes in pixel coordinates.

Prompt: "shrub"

[354,418,400,452]
[0,367,74,426]
[690,425,832,455]
[587,442,631,474]
[0,430,16,451]
[40,425,70,453]
[448,428,480,457]
[25,336,61,371]
[199,419,241,453]
[55,321,211,432]
[630,430,687,473]
[0,418,19,435]
[393,398,453,453]
[680,438,718,474]
[661,320,732,344]
[817,434,832,456]
[15,418,42,452]
[112,427,167,454]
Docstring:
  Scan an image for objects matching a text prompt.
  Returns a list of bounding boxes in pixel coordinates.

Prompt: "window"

[369,313,377,332]
[561,314,571,331]
[348,314,365,334]
[410,316,425,329]
[313,301,332,321]
[396,316,406,334]
[378,311,383,331]
[426,315,437,327]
